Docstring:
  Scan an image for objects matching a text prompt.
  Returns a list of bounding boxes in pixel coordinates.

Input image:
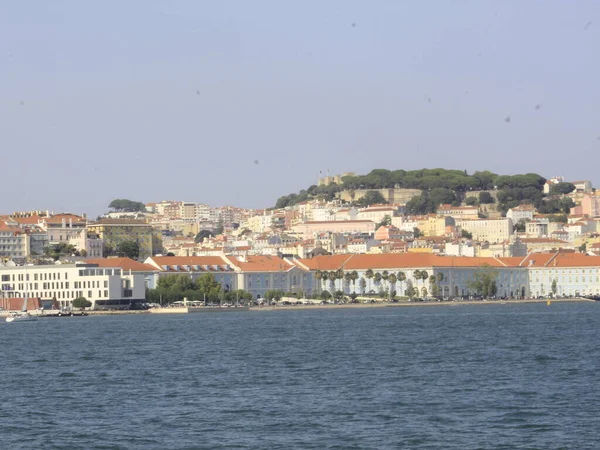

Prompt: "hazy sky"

[2,1,599,217]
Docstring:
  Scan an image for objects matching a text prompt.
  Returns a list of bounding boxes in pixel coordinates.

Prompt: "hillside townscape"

[2,169,600,311]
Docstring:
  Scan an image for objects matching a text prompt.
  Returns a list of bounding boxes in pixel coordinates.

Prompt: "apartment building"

[291,220,376,239]
[436,205,479,220]
[0,223,29,260]
[457,218,513,243]
[87,219,161,260]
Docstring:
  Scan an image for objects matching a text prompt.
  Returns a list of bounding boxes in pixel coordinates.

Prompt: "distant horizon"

[2,166,594,219]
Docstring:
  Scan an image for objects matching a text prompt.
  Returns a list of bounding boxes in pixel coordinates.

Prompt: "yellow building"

[87,219,161,260]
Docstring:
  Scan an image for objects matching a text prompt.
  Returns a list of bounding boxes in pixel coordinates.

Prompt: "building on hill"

[571,192,600,217]
[0,222,28,260]
[436,205,479,220]
[507,204,536,223]
[291,220,376,239]
[570,180,593,193]
[456,218,513,243]
[87,219,162,260]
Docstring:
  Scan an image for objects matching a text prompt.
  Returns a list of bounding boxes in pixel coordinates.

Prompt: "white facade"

[507,206,535,223]
[0,263,146,309]
[457,218,513,243]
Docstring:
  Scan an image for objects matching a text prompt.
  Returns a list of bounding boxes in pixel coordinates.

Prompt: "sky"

[1,0,599,217]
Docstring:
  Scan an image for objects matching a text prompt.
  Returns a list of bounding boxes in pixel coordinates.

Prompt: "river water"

[2,302,600,449]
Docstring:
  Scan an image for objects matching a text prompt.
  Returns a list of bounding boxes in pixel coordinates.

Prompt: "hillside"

[274,169,575,216]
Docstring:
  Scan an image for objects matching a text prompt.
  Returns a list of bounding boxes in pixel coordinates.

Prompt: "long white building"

[0,263,146,310]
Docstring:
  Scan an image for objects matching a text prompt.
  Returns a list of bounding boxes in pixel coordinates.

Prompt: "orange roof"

[45,213,86,224]
[227,255,295,272]
[11,215,42,225]
[299,253,508,270]
[148,255,229,268]
[86,258,157,272]
[302,220,374,225]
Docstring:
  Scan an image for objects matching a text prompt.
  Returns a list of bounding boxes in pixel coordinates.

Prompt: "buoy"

[547,300,551,306]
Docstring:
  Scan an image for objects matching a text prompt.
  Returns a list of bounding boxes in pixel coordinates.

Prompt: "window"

[88,290,92,298]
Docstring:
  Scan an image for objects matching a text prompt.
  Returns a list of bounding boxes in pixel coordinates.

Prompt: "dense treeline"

[274,168,578,216]
[145,273,253,305]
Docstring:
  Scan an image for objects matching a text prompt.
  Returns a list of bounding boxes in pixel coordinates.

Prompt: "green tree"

[374,272,382,285]
[109,199,146,212]
[465,196,479,206]
[320,290,332,300]
[413,227,423,238]
[467,265,499,298]
[72,297,92,309]
[549,182,576,195]
[44,243,78,261]
[116,240,140,259]
[376,215,392,229]
[461,229,473,239]
[355,190,388,207]
[478,191,494,204]
[388,273,397,297]
[551,278,558,297]
[359,277,367,294]
[349,270,359,291]
[513,219,527,232]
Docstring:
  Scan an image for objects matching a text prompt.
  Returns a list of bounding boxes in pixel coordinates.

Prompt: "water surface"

[2,302,599,449]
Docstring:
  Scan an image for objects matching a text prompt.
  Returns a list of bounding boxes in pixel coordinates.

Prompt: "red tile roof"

[86,258,157,272]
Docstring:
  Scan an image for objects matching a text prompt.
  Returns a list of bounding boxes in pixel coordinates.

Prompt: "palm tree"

[382,270,389,290]
[365,269,374,292]
[374,272,382,287]
[320,271,329,292]
[359,277,367,295]
[344,272,352,293]
[329,271,337,292]
[315,270,323,293]
[397,271,406,296]
[388,273,398,298]
[350,270,359,292]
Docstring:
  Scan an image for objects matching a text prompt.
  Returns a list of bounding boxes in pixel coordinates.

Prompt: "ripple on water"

[1,303,600,449]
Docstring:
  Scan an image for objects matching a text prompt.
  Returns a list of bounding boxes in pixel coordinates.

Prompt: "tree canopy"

[109,199,146,212]
[467,265,499,298]
[549,182,576,195]
[273,168,549,212]
[146,273,252,305]
[72,297,92,309]
[116,240,140,259]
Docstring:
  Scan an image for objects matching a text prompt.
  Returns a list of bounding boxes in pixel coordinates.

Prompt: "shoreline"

[247,297,595,311]
[1,298,594,318]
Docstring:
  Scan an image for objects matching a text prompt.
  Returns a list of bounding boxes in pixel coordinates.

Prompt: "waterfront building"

[0,262,146,309]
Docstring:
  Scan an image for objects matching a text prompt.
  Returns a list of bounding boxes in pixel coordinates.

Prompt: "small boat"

[5,289,37,323]
[6,312,37,323]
